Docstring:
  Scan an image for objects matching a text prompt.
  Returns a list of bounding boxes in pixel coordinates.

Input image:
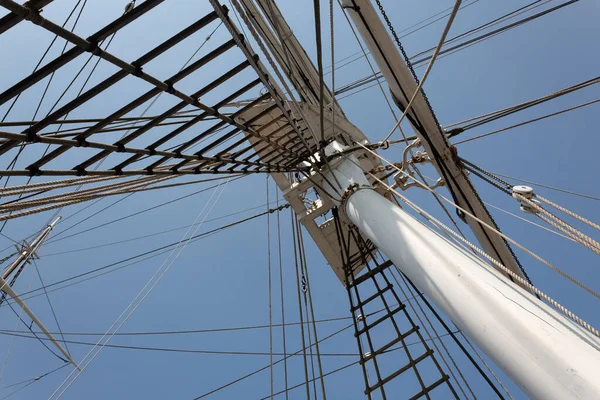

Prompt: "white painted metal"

[323,152,600,400]
[0,277,79,370]
[0,215,79,369]
[341,0,526,281]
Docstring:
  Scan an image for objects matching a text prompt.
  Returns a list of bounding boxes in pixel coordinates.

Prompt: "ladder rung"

[349,260,392,288]
[360,326,419,364]
[408,375,450,400]
[356,304,404,337]
[366,349,434,394]
[351,284,392,313]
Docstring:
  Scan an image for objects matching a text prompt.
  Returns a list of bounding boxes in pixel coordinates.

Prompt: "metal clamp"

[392,139,445,191]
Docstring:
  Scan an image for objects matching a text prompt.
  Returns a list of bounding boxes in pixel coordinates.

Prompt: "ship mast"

[0,0,597,397]
[238,0,600,398]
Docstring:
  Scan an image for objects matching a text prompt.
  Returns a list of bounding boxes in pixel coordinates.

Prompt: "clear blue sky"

[0,0,598,398]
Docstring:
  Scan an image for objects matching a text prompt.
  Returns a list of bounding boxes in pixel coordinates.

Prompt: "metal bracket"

[392,139,445,191]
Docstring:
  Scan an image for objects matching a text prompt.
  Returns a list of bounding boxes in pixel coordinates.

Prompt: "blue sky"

[0,0,598,399]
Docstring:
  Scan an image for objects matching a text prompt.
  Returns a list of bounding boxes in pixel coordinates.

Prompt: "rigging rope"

[484,201,576,242]
[0,177,177,222]
[516,194,600,256]
[0,176,170,212]
[537,194,600,233]
[461,158,600,255]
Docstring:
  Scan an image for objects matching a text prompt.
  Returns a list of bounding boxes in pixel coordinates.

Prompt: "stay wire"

[297,216,319,400]
[0,363,68,392]
[259,327,464,400]
[50,180,231,399]
[445,75,600,130]
[47,176,244,243]
[297,218,327,399]
[0,380,35,400]
[192,323,353,399]
[290,208,311,398]
[440,0,545,48]
[453,98,600,145]
[266,177,274,399]
[3,293,67,363]
[32,259,70,357]
[325,0,481,76]
[398,0,481,41]
[0,204,291,309]
[276,192,289,398]
[44,198,281,257]
[0,303,406,338]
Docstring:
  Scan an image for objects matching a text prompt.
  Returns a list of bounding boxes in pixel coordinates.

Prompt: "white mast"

[322,146,600,399]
